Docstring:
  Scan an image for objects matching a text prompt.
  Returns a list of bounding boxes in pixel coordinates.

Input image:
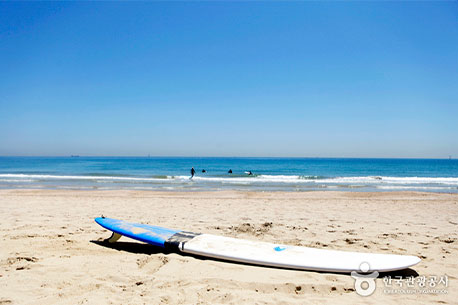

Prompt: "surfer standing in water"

[190,167,195,179]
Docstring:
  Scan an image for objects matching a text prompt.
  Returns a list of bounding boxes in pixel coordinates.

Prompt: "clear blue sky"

[1,1,457,158]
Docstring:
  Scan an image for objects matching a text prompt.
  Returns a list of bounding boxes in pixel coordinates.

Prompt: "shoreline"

[1,189,457,304]
[2,188,458,194]
[1,187,458,195]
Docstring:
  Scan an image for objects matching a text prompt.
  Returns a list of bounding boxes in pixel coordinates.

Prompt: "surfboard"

[95,217,420,273]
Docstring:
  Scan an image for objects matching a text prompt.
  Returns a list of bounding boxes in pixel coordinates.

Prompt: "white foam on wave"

[318,176,458,185]
[1,174,458,189]
[376,185,457,190]
[179,175,317,184]
[179,175,458,186]
[0,174,171,182]
[257,175,311,181]
[0,179,35,183]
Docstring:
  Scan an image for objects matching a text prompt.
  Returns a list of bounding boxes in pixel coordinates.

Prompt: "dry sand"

[0,189,457,304]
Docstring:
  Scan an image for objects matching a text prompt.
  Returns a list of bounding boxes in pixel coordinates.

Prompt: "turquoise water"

[0,157,457,192]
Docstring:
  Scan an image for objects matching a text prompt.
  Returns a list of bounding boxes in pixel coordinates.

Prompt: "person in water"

[247,171,253,176]
[191,167,195,178]
[228,169,232,174]
[202,169,206,173]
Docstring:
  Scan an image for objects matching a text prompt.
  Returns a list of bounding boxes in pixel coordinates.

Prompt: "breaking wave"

[1,174,457,192]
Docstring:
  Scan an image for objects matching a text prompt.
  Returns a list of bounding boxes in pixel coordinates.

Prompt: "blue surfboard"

[95,217,180,247]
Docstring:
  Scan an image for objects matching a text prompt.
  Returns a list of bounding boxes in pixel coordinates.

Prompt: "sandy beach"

[0,189,457,304]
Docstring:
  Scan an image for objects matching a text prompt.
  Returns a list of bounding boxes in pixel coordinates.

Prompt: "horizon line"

[0,155,454,160]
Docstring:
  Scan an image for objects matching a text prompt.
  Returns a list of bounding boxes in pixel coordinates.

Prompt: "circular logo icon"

[351,262,379,296]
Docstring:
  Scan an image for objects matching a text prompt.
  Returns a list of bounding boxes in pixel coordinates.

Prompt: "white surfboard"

[181,234,420,272]
[95,217,420,273]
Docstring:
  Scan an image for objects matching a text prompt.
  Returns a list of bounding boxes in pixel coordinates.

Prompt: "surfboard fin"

[106,232,122,243]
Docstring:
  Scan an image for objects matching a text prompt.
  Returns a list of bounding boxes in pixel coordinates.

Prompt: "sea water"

[0,157,457,192]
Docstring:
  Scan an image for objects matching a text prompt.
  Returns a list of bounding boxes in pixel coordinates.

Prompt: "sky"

[0,1,457,158]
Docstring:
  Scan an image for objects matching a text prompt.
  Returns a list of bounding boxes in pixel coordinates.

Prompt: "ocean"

[0,157,457,192]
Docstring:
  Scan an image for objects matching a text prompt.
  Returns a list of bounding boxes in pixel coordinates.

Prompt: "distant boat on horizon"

[71,155,80,158]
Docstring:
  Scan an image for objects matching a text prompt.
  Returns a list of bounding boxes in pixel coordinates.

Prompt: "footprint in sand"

[345,238,361,245]
[137,255,169,273]
[434,236,456,244]
[343,230,356,236]
[6,256,39,271]
[6,256,38,264]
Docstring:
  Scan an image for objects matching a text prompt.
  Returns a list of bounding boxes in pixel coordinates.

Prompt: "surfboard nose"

[410,256,421,266]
